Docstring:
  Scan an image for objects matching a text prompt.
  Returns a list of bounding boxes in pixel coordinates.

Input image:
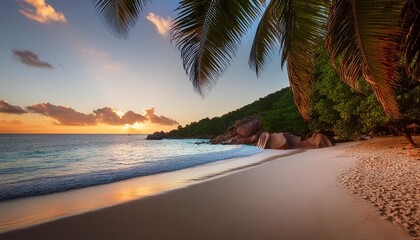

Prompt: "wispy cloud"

[146,12,172,37]
[27,103,97,126]
[144,108,178,126]
[80,47,123,72]
[0,100,28,114]
[12,49,53,69]
[18,0,67,24]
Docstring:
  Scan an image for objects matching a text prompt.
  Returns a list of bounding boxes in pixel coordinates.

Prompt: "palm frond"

[249,0,328,119]
[171,0,264,95]
[288,0,328,120]
[401,0,420,80]
[93,0,150,39]
[248,0,283,76]
[326,0,404,119]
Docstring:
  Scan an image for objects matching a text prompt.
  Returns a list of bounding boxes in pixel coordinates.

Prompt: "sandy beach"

[340,136,420,239]
[0,141,412,240]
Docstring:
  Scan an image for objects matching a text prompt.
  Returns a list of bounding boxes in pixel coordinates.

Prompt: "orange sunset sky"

[0,0,288,134]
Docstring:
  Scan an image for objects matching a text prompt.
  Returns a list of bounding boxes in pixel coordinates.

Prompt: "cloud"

[93,107,122,125]
[1,99,178,127]
[121,111,147,125]
[12,49,53,69]
[27,103,97,126]
[26,104,177,127]
[0,100,28,114]
[18,0,66,24]
[94,107,146,126]
[146,12,172,37]
[144,108,179,126]
[80,48,122,72]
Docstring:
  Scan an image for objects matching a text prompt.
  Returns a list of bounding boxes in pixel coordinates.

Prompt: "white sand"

[0,142,411,239]
[340,136,420,239]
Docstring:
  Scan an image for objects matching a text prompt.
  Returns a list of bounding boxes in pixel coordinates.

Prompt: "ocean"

[0,134,262,202]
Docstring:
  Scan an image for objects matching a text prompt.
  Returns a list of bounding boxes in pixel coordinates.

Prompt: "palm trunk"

[399,121,418,148]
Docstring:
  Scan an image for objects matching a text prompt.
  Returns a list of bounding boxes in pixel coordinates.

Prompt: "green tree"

[94,0,419,145]
[310,48,388,140]
[167,87,310,138]
[310,48,420,142]
[261,90,309,136]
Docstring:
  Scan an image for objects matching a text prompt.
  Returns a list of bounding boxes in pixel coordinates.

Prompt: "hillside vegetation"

[168,48,419,141]
[168,87,309,138]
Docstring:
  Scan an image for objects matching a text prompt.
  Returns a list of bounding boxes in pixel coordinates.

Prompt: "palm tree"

[94,0,419,145]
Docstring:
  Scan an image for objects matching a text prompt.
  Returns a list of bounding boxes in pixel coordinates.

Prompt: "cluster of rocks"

[146,131,166,140]
[146,131,215,140]
[146,116,335,149]
[209,116,334,149]
[255,132,334,149]
[210,116,262,145]
[256,132,300,149]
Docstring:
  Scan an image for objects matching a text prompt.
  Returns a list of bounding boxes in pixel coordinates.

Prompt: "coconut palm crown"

[94,0,419,120]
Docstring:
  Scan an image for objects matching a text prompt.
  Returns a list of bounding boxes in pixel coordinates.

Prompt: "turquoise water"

[0,134,262,201]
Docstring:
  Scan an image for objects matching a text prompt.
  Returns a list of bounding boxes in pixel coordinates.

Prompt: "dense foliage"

[169,48,419,141]
[310,48,420,140]
[309,49,388,140]
[168,87,309,138]
[260,90,309,136]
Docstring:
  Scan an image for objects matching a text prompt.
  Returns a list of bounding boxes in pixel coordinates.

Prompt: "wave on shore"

[0,135,262,201]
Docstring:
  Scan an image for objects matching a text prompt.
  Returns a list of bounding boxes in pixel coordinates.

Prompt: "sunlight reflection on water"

[0,134,261,201]
[0,134,268,233]
[0,149,296,234]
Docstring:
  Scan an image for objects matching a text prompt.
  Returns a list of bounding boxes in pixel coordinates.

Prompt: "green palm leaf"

[93,0,150,39]
[249,0,328,119]
[326,0,404,119]
[248,0,283,76]
[171,0,263,95]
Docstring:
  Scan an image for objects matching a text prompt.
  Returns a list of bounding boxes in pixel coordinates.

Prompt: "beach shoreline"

[0,149,299,234]
[0,140,412,240]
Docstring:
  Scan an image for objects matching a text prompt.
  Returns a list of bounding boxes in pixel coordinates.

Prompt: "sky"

[0,0,289,134]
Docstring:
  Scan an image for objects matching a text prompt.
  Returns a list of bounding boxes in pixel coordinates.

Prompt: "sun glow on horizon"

[0,100,180,134]
[123,122,145,130]
[1,0,288,135]
[0,113,176,134]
